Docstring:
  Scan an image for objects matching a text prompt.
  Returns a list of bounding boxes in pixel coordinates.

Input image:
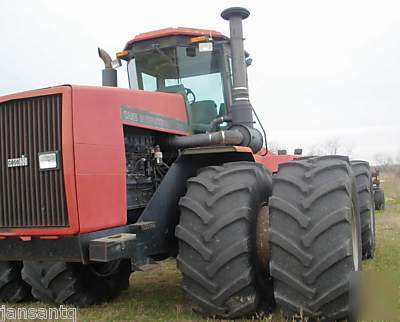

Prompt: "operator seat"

[157,85,218,134]
[190,100,218,133]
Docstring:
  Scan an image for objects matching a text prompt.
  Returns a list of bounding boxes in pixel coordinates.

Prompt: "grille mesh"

[0,94,68,228]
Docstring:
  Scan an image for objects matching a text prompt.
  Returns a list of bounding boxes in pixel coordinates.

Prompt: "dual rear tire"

[176,157,362,321]
[269,156,362,321]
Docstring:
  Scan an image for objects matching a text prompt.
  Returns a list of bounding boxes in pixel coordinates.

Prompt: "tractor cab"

[120,28,238,133]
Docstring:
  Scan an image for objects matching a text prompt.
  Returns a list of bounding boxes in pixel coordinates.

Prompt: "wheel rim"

[256,204,270,273]
[370,200,375,239]
[351,207,360,271]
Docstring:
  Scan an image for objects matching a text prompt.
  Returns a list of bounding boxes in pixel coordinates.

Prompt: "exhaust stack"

[221,7,263,152]
[221,7,253,127]
[98,48,118,87]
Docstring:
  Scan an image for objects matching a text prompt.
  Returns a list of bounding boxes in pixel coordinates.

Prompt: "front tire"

[269,156,362,321]
[176,162,272,318]
[22,260,131,306]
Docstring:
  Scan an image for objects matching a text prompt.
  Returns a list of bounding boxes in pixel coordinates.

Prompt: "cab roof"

[124,27,227,50]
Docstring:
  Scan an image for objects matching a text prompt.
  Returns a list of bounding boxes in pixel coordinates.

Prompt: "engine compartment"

[123,127,172,222]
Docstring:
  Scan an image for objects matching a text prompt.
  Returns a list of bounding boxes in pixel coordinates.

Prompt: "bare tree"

[307,138,353,157]
[307,144,323,156]
[373,153,393,170]
[267,141,284,154]
[325,138,340,155]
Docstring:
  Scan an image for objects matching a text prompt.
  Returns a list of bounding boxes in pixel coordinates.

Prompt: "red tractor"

[0,7,375,320]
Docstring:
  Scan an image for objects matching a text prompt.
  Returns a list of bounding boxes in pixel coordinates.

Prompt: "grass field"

[9,171,400,321]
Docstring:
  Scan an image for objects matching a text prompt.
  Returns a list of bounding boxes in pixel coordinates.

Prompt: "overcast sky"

[1,0,399,163]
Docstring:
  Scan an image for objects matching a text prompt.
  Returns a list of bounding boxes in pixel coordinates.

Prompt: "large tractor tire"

[176,162,273,319]
[0,261,31,302]
[351,161,375,259]
[374,188,385,210]
[21,260,131,306]
[269,156,362,321]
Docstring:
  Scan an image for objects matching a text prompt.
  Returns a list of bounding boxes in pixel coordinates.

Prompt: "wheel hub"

[351,207,360,271]
[256,204,270,273]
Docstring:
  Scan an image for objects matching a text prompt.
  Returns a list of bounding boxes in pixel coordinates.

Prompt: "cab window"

[129,44,228,133]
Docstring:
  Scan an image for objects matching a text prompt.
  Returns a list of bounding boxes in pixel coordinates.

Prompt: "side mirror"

[246,57,253,67]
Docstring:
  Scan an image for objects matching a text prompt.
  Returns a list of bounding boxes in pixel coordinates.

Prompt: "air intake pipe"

[162,130,244,150]
[221,7,263,152]
[98,48,118,87]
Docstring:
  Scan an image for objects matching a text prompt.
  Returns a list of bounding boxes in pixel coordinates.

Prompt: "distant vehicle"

[372,169,385,210]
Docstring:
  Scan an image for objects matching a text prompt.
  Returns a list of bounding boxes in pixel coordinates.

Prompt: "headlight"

[38,152,59,170]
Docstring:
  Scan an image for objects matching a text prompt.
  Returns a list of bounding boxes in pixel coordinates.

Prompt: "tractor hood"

[0,85,188,237]
[0,85,189,137]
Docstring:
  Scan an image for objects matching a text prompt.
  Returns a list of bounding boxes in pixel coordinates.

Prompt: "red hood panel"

[0,85,188,236]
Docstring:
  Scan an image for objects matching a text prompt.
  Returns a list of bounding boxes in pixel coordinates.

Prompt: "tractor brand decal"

[120,106,188,132]
[7,155,28,168]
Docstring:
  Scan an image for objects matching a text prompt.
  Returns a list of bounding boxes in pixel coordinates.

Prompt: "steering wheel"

[185,87,196,104]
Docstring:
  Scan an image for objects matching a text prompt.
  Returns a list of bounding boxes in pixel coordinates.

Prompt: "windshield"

[128,45,228,131]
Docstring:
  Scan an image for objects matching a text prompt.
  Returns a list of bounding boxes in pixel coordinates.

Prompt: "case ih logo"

[120,106,188,132]
[7,155,28,168]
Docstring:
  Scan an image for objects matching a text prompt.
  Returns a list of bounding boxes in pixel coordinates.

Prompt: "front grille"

[0,94,68,228]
